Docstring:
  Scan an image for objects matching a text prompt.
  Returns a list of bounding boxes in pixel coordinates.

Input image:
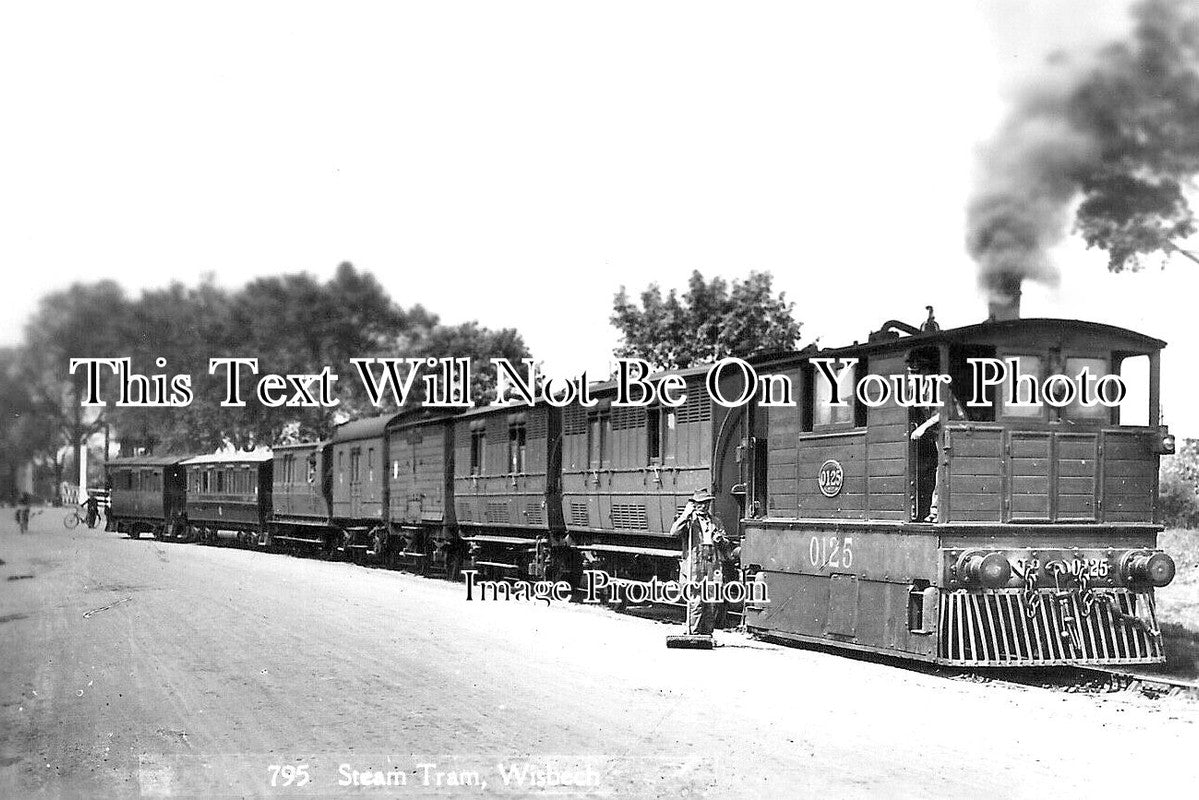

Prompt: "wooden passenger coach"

[386,410,458,575]
[105,454,190,538]
[181,451,273,545]
[741,318,1177,666]
[453,403,565,580]
[560,367,750,587]
[270,440,334,549]
[329,414,391,554]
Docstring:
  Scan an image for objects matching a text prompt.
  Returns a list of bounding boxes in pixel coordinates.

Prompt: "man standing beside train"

[670,488,729,637]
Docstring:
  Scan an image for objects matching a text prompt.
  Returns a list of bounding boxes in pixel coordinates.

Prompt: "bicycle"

[63,508,98,530]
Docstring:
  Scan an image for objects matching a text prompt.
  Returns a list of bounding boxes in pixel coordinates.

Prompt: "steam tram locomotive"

[741,317,1177,665]
[105,313,1179,667]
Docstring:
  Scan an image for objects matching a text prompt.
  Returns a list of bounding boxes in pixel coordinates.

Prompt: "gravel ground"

[1,512,1197,799]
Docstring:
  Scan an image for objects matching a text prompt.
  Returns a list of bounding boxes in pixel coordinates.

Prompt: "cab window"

[1118,354,1151,427]
[813,359,857,427]
[1000,354,1043,418]
[1061,357,1110,422]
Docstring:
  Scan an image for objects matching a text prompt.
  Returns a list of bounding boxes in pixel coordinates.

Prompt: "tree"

[222,262,432,444]
[1070,0,1199,271]
[611,271,803,370]
[416,321,533,405]
[5,264,537,466]
[0,347,58,502]
[17,281,130,495]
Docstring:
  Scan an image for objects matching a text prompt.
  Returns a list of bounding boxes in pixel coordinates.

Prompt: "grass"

[1156,529,1199,677]
[1157,528,1199,633]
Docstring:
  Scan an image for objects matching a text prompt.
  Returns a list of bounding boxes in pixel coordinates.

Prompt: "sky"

[2,1,1198,435]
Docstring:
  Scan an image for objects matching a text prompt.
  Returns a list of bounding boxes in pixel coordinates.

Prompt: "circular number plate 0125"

[818,459,844,498]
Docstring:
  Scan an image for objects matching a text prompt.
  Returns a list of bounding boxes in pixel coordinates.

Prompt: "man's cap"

[690,487,714,503]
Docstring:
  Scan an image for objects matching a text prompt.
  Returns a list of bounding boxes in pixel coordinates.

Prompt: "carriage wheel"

[63,510,80,530]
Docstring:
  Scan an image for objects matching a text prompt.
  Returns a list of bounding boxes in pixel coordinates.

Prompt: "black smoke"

[968,0,1199,301]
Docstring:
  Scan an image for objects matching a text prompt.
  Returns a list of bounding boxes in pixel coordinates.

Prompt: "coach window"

[470,425,486,475]
[338,451,344,484]
[368,448,375,483]
[216,469,225,493]
[508,416,527,474]
[1118,354,1151,426]
[647,408,661,462]
[661,408,677,461]
[812,359,857,428]
[306,456,317,485]
[587,410,611,469]
[999,354,1043,418]
[350,448,361,483]
[1061,357,1110,422]
[646,407,676,464]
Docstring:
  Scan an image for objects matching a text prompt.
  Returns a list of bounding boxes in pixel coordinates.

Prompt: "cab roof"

[757,317,1166,366]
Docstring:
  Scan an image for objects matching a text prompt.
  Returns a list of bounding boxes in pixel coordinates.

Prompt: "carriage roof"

[106,454,193,468]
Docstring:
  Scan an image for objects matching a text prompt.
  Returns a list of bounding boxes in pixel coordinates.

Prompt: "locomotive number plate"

[1012,557,1111,580]
[817,460,844,498]
[809,535,854,570]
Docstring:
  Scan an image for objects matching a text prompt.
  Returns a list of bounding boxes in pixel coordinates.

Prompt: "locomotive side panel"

[767,353,910,523]
[742,523,941,660]
[1101,429,1158,522]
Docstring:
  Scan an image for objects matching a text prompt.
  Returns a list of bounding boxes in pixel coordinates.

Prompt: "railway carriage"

[181,452,273,545]
[453,403,567,580]
[386,409,458,575]
[740,317,1178,666]
[560,367,751,590]
[329,414,393,555]
[105,455,190,539]
[270,441,335,550]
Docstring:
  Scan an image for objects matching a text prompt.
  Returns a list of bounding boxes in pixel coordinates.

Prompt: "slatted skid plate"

[939,588,1163,666]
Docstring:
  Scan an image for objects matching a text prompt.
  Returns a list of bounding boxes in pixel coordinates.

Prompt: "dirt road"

[1,513,1196,799]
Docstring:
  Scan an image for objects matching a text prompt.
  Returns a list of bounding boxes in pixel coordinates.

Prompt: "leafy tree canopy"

[2,263,531,461]
[611,270,803,371]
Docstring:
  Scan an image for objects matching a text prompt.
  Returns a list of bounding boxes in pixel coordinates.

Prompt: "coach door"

[714,403,767,537]
[349,447,363,518]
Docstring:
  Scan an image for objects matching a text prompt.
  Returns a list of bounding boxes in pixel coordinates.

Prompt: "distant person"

[15,492,33,533]
[83,492,100,529]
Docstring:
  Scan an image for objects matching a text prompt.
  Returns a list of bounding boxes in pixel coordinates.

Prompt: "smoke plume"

[968,0,1199,303]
